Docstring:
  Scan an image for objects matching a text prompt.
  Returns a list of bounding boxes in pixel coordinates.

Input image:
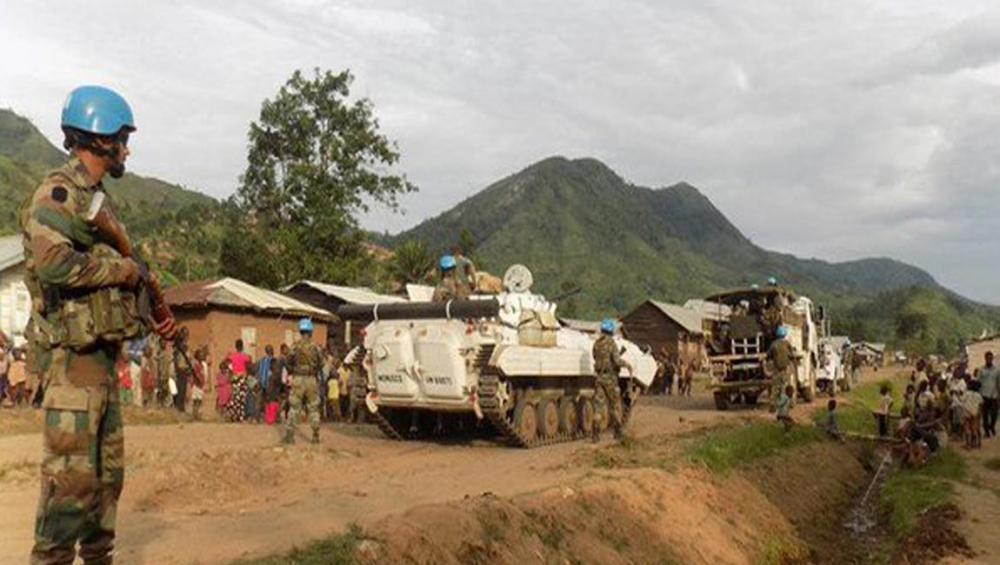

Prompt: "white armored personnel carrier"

[339,265,656,447]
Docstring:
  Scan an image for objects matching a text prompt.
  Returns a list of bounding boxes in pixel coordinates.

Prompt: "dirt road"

[0,388,755,564]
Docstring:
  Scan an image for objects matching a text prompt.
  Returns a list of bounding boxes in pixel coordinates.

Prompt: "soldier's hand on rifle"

[153,314,177,341]
[121,258,145,288]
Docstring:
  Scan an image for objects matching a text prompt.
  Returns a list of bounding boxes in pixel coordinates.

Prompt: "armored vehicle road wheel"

[713,391,730,410]
[558,397,578,434]
[513,398,538,442]
[537,398,559,439]
[577,397,595,435]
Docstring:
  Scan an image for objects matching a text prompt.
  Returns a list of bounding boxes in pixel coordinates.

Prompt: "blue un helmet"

[61,86,136,136]
[439,254,457,271]
[298,318,314,333]
[776,325,789,338]
[600,318,615,335]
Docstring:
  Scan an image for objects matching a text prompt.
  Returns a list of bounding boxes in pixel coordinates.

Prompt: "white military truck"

[816,337,848,395]
[704,286,819,410]
[339,265,657,447]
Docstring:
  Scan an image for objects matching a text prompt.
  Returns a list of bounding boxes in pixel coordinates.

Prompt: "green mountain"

[395,156,998,353]
[0,108,223,281]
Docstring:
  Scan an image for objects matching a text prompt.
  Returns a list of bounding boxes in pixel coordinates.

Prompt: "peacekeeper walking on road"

[432,254,470,302]
[284,318,324,444]
[592,319,633,442]
[21,85,175,564]
[767,325,796,411]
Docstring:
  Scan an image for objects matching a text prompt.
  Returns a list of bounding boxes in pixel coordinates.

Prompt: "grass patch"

[231,523,364,565]
[685,421,822,474]
[755,536,808,565]
[984,457,1000,472]
[880,448,967,537]
[813,374,908,436]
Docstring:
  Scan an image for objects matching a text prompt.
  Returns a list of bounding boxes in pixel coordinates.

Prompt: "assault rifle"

[86,192,178,340]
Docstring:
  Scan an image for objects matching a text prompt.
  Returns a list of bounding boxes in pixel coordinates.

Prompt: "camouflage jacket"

[287,337,324,377]
[592,334,624,377]
[18,157,134,314]
[767,338,795,374]
[432,275,469,302]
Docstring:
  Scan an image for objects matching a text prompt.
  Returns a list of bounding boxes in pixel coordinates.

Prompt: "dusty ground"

[939,436,1000,565]
[0,378,766,564]
[2,369,970,565]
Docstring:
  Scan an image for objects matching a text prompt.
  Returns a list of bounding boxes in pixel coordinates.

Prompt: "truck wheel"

[801,384,815,402]
[577,397,595,435]
[558,397,578,434]
[741,391,759,406]
[537,398,560,439]
[596,397,610,432]
[513,398,537,442]
[713,391,730,411]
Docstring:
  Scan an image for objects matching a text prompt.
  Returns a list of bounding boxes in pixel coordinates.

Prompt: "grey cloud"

[0,0,997,303]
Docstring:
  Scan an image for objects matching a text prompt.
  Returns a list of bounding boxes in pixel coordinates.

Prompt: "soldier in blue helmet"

[23,86,173,564]
[432,254,470,302]
[767,325,796,411]
[285,318,325,444]
[591,318,633,442]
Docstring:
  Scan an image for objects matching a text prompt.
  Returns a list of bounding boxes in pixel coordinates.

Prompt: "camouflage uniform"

[20,158,137,564]
[432,274,470,302]
[767,337,794,409]
[592,334,625,440]
[285,336,324,442]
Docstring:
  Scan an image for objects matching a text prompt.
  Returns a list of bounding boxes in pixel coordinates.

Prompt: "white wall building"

[0,235,29,347]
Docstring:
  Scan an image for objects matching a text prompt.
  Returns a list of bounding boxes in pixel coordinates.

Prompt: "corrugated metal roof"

[683,299,731,321]
[649,301,705,334]
[166,277,333,319]
[0,235,25,272]
[559,318,602,333]
[286,280,406,305]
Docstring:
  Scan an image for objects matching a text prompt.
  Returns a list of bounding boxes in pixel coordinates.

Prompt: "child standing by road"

[824,398,842,440]
[776,384,794,432]
[876,384,893,437]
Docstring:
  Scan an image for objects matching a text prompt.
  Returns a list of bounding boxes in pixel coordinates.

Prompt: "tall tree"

[390,239,434,285]
[223,68,416,287]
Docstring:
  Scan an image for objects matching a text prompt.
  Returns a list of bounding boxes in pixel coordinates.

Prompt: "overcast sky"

[1,0,998,303]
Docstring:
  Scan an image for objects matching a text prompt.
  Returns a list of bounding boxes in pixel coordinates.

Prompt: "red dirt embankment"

[358,442,870,564]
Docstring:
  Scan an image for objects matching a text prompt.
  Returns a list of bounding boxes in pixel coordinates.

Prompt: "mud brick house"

[283,280,405,348]
[621,300,708,367]
[164,277,334,368]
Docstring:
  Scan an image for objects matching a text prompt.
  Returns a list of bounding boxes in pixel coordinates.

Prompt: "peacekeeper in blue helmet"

[285,318,325,445]
[432,254,470,302]
[767,325,797,410]
[23,85,174,565]
[591,319,633,442]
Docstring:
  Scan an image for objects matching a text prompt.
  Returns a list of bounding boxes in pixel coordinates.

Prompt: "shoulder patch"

[51,186,69,203]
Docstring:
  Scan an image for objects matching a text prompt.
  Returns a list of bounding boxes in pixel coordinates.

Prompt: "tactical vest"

[593,336,618,375]
[28,245,145,352]
[289,341,321,377]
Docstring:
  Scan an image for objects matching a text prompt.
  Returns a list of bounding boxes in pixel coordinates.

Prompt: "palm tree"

[391,240,434,285]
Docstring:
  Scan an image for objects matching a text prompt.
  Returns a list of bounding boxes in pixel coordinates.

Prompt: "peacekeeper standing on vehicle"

[432,254,470,302]
[767,325,796,410]
[592,319,633,442]
[20,85,176,564]
[284,318,324,444]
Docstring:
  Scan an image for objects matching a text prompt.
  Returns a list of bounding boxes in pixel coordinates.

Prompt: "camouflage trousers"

[770,370,789,410]
[32,344,124,565]
[286,376,320,436]
[593,375,624,438]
